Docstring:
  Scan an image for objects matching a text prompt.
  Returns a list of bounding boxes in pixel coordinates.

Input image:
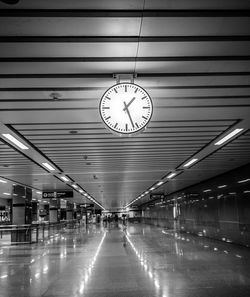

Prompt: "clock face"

[99,83,153,135]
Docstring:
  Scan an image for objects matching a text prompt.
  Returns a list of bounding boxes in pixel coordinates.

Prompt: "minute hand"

[123,102,134,128]
[123,97,135,111]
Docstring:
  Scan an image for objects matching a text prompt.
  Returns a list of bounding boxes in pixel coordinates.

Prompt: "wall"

[141,163,250,247]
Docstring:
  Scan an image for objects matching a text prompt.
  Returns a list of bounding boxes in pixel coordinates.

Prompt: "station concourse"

[0,1,250,296]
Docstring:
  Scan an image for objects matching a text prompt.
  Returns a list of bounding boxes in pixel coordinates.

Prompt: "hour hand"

[123,97,135,111]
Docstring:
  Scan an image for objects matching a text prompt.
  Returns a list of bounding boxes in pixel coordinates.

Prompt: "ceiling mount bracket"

[113,73,137,84]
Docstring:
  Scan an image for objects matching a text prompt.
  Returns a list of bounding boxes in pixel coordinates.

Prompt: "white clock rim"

[99,83,153,136]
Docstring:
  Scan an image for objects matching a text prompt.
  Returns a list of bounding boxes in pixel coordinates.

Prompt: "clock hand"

[123,97,135,111]
[123,102,134,128]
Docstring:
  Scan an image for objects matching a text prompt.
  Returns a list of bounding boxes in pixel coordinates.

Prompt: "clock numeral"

[114,123,118,129]
[105,96,111,100]
[125,124,128,131]
[141,96,147,100]
[143,106,150,109]
[103,107,110,109]
[142,116,147,120]
[135,122,139,128]
[125,85,127,92]
[114,88,118,93]
[134,88,138,93]
[105,116,111,120]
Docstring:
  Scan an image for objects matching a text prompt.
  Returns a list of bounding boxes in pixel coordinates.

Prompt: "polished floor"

[0,223,250,297]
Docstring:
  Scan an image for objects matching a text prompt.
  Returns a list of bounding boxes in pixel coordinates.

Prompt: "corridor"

[0,223,249,297]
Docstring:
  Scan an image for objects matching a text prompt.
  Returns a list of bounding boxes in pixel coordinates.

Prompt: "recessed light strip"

[0,179,7,184]
[156,181,164,186]
[215,128,243,146]
[238,178,250,183]
[2,133,29,150]
[167,172,177,179]
[42,162,55,171]
[183,158,198,168]
[60,176,69,182]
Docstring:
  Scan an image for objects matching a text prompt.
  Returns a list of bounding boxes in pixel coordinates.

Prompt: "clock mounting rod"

[113,73,137,84]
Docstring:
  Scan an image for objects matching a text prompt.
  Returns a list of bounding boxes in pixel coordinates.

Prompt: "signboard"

[42,191,73,199]
[150,193,165,200]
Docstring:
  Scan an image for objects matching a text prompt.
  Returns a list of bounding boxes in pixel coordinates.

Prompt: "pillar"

[49,198,59,223]
[66,201,73,220]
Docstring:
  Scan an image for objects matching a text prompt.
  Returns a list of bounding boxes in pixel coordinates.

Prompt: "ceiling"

[0,0,250,210]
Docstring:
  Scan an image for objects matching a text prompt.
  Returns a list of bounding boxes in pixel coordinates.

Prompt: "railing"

[0,220,80,245]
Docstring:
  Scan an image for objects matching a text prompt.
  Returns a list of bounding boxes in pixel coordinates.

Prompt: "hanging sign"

[42,191,73,199]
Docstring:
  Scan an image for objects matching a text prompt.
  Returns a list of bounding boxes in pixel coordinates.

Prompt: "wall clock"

[99,83,153,135]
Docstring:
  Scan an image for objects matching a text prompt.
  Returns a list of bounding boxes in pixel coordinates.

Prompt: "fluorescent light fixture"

[60,176,69,182]
[203,189,211,193]
[183,158,198,168]
[167,172,177,179]
[145,191,149,194]
[36,191,42,194]
[2,133,29,150]
[215,128,243,146]
[42,162,55,171]
[72,184,78,189]
[157,181,164,186]
[218,185,227,189]
[79,189,83,193]
[150,187,155,191]
[3,193,11,196]
[238,178,250,184]
[0,179,7,183]
[244,190,250,193]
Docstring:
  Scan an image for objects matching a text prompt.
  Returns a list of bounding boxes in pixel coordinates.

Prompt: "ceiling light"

[60,176,69,182]
[150,187,155,191]
[79,190,83,193]
[36,191,42,194]
[183,158,198,168]
[157,181,164,186]
[3,193,11,196]
[203,189,211,193]
[72,184,78,189]
[215,128,243,146]
[145,191,149,194]
[167,172,177,179]
[218,185,227,189]
[42,163,55,171]
[0,179,7,183]
[2,134,29,150]
[238,178,250,183]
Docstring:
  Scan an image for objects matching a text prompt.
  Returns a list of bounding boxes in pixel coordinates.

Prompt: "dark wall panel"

[141,163,250,247]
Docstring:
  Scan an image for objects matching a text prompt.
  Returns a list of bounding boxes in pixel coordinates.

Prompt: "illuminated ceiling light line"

[2,133,29,150]
[60,176,69,182]
[0,179,7,183]
[156,181,164,186]
[218,185,227,189]
[214,128,244,146]
[183,158,198,168]
[166,172,177,179]
[238,178,250,183]
[42,162,55,171]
